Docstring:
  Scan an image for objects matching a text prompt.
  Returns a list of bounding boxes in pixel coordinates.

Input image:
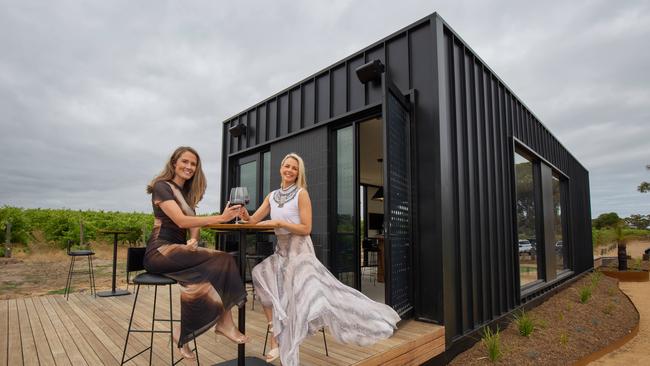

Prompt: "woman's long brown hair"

[146,146,207,208]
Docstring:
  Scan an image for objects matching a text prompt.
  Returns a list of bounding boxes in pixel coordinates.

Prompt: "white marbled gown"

[252,233,401,366]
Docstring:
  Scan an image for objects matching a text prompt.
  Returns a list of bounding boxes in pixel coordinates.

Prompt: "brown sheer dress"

[144,180,246,346]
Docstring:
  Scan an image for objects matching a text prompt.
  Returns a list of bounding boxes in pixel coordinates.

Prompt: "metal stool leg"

[64,256,74,299]
[90,255,97,296]
[168,284,175,365]
[322,328,328,356]
[66,257,77,300]
[149,286,158,366]
[263,323,270,355]
[121,284,141,365]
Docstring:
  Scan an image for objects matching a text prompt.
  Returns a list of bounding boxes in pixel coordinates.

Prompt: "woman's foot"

[265,345,279,363]
[172,326,196,360]
[214,323,250,344]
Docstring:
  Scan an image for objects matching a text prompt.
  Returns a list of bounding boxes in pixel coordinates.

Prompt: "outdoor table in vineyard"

[205,223,275,366]
[96,229,133,297]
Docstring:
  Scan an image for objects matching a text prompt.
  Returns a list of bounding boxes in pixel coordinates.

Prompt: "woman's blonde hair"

[281,153,307,189]
[146,146,207,208]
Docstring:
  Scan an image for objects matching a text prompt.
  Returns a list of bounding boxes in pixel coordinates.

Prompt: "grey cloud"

[1,0,648,218]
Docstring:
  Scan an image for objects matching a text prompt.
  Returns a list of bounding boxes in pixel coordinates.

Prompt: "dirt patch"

[449,274,639,365]
[0,241,130,299]
[598,240,650,258]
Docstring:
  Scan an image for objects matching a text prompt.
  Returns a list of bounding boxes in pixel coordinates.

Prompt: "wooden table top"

[205,223,275,232]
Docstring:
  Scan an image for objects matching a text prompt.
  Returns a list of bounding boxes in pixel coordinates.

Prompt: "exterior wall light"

[355,59,385,84]
[229,123,247,137]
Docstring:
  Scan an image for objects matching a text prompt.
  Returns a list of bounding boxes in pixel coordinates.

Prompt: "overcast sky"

[1,0,648,218]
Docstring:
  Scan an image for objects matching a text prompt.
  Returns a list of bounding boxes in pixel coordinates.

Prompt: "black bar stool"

[64,239,96,300]
[120,247,199,365]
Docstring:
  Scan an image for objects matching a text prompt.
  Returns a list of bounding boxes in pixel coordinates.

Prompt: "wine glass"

[242,187,250,209]
[229,187,245,223]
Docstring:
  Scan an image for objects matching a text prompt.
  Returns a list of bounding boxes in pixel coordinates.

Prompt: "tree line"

[0,206,219,250]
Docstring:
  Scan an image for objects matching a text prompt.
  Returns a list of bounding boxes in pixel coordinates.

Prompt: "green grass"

[559,333,569,347]
[579,285,592,304]
[47,288,71,295]
[0,281,20,291]
[481,326,503,362]
[589,271,603,287]
[513,310,535,337]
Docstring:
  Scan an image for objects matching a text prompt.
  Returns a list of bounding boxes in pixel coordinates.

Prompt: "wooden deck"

[0,287,444,365]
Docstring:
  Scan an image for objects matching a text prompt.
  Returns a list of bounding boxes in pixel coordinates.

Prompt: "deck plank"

[52,295,117,365]
[40,295,90,366]
[6,299,24,365]
[29,296,72,366]
[23,296,57,366]
[16,298,40,365]
[0,300,9,365]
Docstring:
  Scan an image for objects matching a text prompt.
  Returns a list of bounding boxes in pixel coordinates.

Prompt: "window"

[234,151,271,211]
[553,174,568,273]
[514,152,539,287]
[239,160,257,211]
[333,125,356,286]
[262,151,271,199]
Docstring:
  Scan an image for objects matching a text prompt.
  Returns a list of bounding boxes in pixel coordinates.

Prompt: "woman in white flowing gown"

[241,152,400,365]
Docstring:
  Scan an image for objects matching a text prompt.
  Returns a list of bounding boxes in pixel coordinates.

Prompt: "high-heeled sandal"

[172,326,196,360]
[214,324,250,344]
[266,321,279,362]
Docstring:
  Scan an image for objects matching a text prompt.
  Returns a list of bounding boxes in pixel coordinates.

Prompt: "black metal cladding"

[221,13,592,348]
[436,19,592,342]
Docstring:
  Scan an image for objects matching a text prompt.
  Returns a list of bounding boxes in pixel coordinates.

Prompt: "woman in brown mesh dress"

[144,146,249,359]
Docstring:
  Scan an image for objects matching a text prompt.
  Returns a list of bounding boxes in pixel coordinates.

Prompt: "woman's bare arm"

[241,194,271,224]
[157,200,241,229]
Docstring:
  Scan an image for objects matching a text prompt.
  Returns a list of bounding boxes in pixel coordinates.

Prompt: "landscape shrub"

[513,310,535,337]
[481,326,502,362]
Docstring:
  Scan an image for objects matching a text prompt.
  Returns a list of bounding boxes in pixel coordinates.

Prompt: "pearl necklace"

[273,184,299,208]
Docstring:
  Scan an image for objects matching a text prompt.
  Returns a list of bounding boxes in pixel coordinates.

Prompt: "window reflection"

[515,152,538,286]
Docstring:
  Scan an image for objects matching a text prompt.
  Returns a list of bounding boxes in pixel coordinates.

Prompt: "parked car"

[518,240,533,254]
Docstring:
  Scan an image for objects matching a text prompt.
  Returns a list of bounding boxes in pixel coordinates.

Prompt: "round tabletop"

[205,223,275,232]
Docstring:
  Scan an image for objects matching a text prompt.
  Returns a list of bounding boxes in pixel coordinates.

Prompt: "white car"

[518,240,533,254]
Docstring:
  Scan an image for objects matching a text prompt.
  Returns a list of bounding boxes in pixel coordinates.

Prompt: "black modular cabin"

[220,13,593,363]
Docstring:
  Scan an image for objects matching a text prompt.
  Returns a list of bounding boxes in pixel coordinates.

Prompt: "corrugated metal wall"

[434,16,593,343]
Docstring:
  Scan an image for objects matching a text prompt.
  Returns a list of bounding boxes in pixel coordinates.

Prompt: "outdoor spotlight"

[228,123,247,137]
[355,59,385,84]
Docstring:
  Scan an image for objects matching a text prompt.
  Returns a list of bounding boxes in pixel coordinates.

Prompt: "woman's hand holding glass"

[239,207,251,222]
[219,202,242,223]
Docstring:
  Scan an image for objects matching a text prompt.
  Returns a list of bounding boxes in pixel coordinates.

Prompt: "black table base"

[97,231,131,297]
[96,289,130,297]
[212,356,268,366]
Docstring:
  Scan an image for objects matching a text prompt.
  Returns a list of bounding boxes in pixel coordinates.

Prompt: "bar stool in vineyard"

[64,239,96,300]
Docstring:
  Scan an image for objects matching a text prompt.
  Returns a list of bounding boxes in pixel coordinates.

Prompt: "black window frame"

[513,138,572,298]
[231,149,272,212]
